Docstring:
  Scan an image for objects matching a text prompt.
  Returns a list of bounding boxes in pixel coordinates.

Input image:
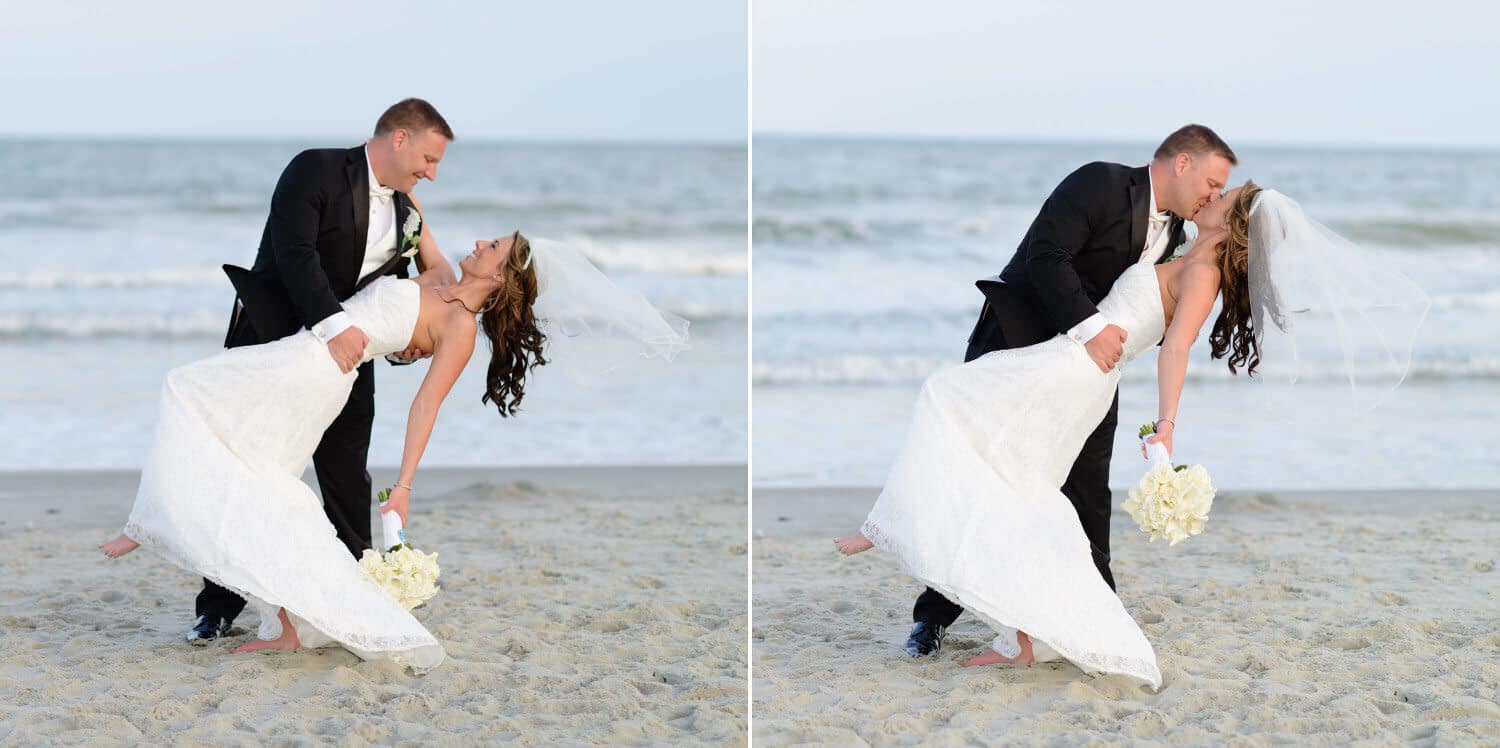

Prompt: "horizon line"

[752,131,1500,154]
[0,133,744,148]
[5,132,1495,153]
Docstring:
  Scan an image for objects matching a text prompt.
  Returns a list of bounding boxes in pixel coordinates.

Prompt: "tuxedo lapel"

[1128,166,1149,261]
[394,190,416,273]
[1155,217,1186,265]
[346,147,371,279]
[393,191,411,247]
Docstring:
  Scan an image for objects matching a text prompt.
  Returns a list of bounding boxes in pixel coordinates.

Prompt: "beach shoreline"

[752,486,1500,744]
[2,464,748,745]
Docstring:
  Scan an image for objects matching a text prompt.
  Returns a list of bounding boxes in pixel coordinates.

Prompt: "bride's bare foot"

[231,608,299,654]
[833,532,873,555]
[99,534,139,558]
[963,630,1036,667]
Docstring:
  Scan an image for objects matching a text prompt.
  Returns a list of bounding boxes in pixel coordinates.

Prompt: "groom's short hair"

[1155,124,1235,165]
[374,98,455,141]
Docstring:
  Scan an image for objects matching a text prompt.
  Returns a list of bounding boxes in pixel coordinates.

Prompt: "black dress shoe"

[186,614,231,645]
[905,621,946,657]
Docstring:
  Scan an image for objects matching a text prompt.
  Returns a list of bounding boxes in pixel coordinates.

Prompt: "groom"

[905,124,1236,656]
[189,98,457,643]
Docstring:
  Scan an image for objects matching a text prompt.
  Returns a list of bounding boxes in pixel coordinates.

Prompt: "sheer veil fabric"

[1247,190,1429,416]
[527,237,690,384]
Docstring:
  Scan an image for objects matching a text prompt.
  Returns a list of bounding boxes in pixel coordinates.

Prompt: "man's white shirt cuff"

[1067,313,1108,346]
[311,311,352,343]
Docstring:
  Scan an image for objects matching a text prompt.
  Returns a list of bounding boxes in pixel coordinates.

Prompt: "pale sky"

[1,0,746,141]
[754,0,1500,149]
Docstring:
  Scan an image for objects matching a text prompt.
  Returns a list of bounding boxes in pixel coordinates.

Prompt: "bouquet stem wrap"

[380,507,407,552]
[1143,437,1171,467]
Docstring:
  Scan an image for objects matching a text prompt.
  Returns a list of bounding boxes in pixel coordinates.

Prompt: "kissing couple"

[834,124,1427,690]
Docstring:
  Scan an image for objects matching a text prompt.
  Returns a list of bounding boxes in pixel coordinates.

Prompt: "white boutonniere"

[399,211,422,258]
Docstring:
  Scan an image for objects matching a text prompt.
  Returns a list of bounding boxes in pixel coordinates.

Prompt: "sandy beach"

[0,465,747,746]
[752,486,1500,745]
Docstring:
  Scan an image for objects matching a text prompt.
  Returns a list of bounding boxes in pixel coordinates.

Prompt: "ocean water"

[0,139,747,470]
[753,138,1500,489]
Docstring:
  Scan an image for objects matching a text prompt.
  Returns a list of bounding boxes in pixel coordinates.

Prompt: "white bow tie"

[370,183,394,204]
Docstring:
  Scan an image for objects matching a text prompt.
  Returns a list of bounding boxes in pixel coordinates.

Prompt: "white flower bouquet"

[1121,423,1216,546]
[357,487,441,610]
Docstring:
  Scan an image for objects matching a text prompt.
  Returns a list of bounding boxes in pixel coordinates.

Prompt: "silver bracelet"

[391,483,412,492]
[1155,419,1175,429]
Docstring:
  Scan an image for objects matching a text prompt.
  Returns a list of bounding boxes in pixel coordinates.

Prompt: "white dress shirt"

[1065,168,1173,346]
[310,145,400,344]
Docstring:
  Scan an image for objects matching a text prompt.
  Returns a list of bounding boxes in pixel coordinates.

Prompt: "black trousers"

[195,314,376,623]
[912,293,1119,627]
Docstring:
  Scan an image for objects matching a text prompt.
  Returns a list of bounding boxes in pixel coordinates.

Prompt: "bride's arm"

[383,313,476,524]
[1152,263,1221,455]
[407,195,457,285]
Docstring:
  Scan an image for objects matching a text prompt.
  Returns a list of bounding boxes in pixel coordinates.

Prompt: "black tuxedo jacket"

[976,162,1186,339]
[223,146,417,347]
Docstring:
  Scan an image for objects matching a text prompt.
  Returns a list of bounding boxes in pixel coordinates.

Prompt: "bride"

[100,231,687,669]
[833,181,1424,689]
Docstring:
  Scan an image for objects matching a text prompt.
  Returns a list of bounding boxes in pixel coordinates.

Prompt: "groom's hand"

[393,345,431,362]
[1084,324,1128,373]
[328,326,369,373]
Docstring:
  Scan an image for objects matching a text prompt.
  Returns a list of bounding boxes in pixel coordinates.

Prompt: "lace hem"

[860,518,1162,690]
[122,522,443,671]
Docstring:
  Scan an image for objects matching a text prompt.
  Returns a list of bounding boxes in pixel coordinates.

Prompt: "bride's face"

[1192,186,1242,231]
[462,236,515,278]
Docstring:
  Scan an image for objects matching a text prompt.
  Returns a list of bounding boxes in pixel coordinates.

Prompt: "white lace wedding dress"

[862,261,1165,689]
[122,277,445,669]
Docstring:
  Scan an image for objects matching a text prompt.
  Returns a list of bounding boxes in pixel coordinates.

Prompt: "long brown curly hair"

[1208,180,1263,376]
[478,231,547,416]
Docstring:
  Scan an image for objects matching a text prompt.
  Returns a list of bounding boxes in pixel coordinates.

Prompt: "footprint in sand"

[1404,724,1437,740]
[1238,657,1269,675]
